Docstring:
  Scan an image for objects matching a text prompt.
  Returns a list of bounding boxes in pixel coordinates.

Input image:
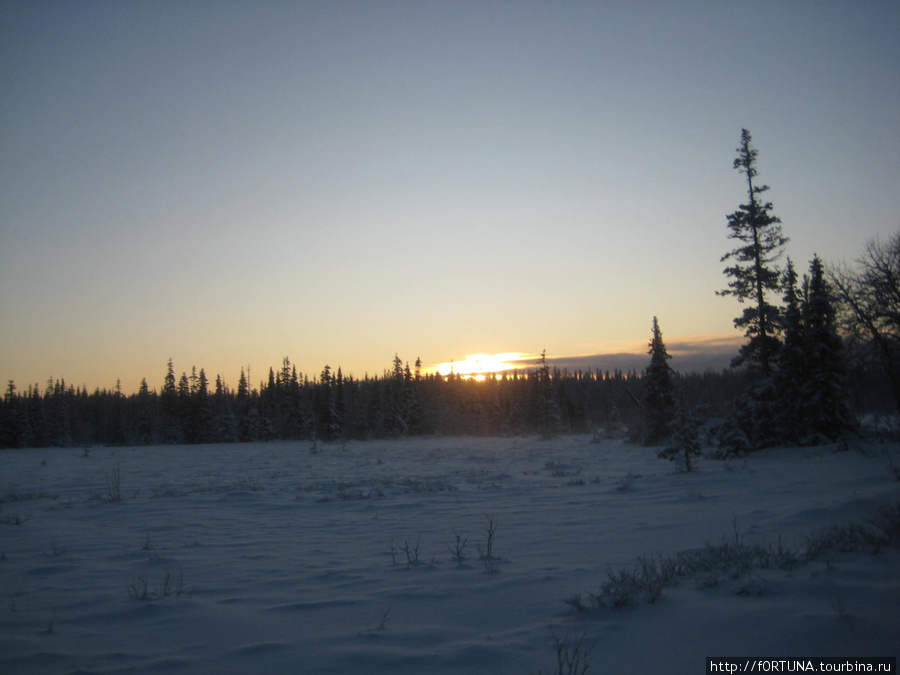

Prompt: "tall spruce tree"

[642,316,676,444]
[718,129,789,376]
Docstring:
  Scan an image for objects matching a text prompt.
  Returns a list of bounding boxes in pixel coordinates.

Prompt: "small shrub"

[771,536,799,570]
[658,396,702,472]
[127,576,149,600]
[157,567,186,597]
[615,472,641,492]
[128,568,189,600]
[868,501,900,547]
[804,529,832,560]
[104,462,123,502]
[0,510,26,525]
[590,554,676,609]
[804,522,888,559]
[480,513,500,561]
[2,491,59,504]
[402,537,421,568]
[447,528,468,565]
[563,593,588,613]
[637,554,670,603]
[49,538,67,558]
[140,531,155,553]
[578,502,900,613]
[359,605,393,638]
[376,605,392,630]
[592,567,638,609]
[888,458,900,482]
[482,556,502,573]
[475,513,505,572]
[530,628,595,675]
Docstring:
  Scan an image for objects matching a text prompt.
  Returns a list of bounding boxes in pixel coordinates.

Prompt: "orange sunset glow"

[432,353,531,380]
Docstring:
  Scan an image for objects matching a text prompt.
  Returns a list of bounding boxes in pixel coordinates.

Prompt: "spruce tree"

[236,368,249,400]
[387,354,409,436]
[193,367,214,442]
[334,367,346,439]
[799,255,853,441]
[774,258,807,442]
[136,377,154,444]
[642,316,676,444]
[160,358,183,443]
[317,365,340,440]
[2,380,23,448]
[773,255,852,444]
[658,393,702,472]
[718,129,789,376]
[715,130,789,453]
[161,359,177,410]
[536,350,561,439]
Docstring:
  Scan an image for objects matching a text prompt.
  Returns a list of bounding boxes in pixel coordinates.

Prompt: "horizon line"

[5,333,745,395]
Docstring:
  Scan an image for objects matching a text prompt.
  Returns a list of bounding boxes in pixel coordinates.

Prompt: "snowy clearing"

[1,436,898,674]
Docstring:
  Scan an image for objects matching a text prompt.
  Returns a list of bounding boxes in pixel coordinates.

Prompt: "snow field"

[1,436,898,674]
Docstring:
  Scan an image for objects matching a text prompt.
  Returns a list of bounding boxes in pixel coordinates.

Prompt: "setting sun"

[431,353,531,379]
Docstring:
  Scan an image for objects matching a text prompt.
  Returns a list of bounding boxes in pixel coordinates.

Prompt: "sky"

[1,0,898,393]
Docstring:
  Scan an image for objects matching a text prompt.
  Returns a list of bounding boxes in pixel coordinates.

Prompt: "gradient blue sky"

[2,0,898,393]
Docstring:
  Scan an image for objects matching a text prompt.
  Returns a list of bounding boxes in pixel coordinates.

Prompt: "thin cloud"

[533,335,744,374]
[428,336,743,377]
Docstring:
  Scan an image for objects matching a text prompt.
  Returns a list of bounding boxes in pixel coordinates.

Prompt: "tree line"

[1,130,897,450]
[0,336,891,451]
[0,352,739,448]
